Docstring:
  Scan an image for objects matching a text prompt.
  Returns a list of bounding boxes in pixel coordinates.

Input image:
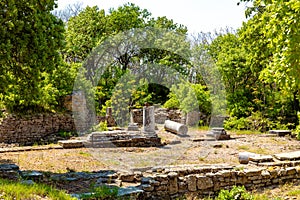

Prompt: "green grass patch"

[287,189,300,197]
[79,151,92,157]
[0,178,74,200]
[80,185,123,200]
[237,145,250,151]
[196,126,210,131]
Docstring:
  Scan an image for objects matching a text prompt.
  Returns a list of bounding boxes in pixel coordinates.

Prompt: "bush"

[224,111,282,132]
[163,92,180,109]
[224,116,249,130]
[216,186,253,200]
[96,121,108,132]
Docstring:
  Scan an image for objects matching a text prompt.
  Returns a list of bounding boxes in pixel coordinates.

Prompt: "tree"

[67,3,191,113]
[64,6,107,63]
[238,0,300,119]
[207,32,257,117]
[0,0,65,113]
[52,2,84,22]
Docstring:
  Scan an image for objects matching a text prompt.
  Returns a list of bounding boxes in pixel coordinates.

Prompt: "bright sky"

[56,0,248,34]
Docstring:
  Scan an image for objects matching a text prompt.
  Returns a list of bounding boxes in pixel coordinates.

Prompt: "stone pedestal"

[142,106,155,134]
[206,127,230,140]
[106,107,112,118]
[105,107,116,127]
[127,111,140,131]
[127,123,139,131]
[186,111,200,126]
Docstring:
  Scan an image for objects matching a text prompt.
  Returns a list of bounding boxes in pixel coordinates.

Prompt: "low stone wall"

[139,165,300,199]
[0,163,299,199]
[0,113,76,145]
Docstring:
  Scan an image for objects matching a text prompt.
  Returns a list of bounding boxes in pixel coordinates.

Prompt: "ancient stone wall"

[0,110,119,145]
[0,163,299,199]
[0,113,76,145]
[139,165,300,199]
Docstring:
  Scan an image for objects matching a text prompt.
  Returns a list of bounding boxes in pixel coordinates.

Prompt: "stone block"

[269,130,291,137]
[274,151,300,161]
[186,175,197,192]
[197,176,213,190]
[119,173,135,182]
[58,140,84,148]
[169,175,178,194]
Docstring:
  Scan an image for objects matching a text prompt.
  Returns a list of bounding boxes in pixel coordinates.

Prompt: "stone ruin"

[85,106,162,148]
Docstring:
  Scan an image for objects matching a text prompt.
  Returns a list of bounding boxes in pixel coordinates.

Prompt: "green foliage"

[65,3,190,115]
[237,0,300,120]
[91,121,108,132]
[58,131,77,139]
[0,0,65,113]
[81,186,120,200]
[224,112,273,132]
[224,116,249,130]
[216,186,253,200]
[110,72,136,126]
[131,82,153,108]
[164,82,211,115]
[164,92,180,109]
[65,6,107,62]
[100,99,112,116]
[99,121,108,131]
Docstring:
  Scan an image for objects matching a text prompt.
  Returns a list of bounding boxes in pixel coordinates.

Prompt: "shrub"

[224,111,284,132]
[163,92,180,109]
[98,121,108,131]
[224,116,249,130]
[216,186,253,200]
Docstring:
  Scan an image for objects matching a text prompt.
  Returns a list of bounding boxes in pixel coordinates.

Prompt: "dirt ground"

[0,127,299,173]
[0,128,299,199]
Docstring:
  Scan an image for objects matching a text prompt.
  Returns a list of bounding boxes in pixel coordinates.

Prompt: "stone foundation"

[86,130,162,147]
[0,163,299,199]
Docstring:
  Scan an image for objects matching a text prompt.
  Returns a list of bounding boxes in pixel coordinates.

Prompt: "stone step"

[248,155,274,163]
[254,160,300,167]
[274,151,300,161]
[58,140,85,148]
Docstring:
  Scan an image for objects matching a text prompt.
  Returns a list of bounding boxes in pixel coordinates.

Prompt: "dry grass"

[252,183,300,199]
[0,148,106,173]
